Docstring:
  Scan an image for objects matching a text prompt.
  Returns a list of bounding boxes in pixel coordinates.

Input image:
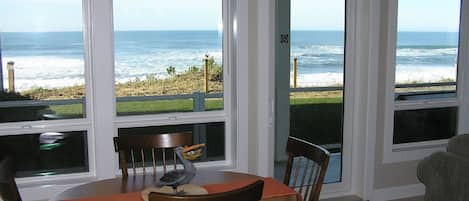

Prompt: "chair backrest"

[0,155,22,201]
[114,132,193,177]
[148,180,264,201]
[283,136,330,201]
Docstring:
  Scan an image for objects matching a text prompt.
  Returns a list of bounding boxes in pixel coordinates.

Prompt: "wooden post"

[7,61,14,92]
[204,55,209,93]
[293,57,298,88]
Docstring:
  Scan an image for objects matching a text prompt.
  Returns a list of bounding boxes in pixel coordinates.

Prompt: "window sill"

[383,140,448,164]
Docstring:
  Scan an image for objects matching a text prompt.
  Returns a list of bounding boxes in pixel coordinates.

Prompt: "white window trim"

[457,0,469,134]
[382,0,469,164]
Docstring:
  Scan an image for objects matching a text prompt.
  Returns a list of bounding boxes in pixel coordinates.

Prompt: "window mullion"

[457,0,469,134]
[88,0,118,180]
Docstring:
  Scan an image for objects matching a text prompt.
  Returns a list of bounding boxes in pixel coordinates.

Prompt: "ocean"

[0,31,459,91]
[292,31,458,86]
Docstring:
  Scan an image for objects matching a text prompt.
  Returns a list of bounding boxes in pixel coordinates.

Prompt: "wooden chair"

[148,180,264,201]
[283,136,330,201]
[0,155,22,201]
[114,132,193,177]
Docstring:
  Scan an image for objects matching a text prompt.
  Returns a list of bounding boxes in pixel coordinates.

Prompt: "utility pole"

[204,54,209,93]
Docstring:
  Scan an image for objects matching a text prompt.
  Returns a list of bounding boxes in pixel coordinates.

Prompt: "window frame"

[112,0,235,175]
[0,0,95,180]
[382,0,469,163]
[0,0,96,199]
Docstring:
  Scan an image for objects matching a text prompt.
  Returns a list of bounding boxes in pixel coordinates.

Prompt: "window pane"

[118,122,225,168]
[0,131,88,178]
[395,0,460,100]
[0,1,86,122]
[113,0,223,116]
[275,0,345,184]
[393,107,457,144]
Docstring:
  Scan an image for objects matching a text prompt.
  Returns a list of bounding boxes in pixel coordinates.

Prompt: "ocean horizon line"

[0,30,460,33]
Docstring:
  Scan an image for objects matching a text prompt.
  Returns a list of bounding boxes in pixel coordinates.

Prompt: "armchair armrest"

[417,151,469,201]
[447,134,469,158]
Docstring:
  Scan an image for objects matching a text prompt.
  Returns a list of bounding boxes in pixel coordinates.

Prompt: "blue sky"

[291,0,345,30]
[397,0,461,32]
[0,0,461,32]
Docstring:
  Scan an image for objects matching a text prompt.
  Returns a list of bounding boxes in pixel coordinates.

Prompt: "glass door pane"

[275,0,345,184]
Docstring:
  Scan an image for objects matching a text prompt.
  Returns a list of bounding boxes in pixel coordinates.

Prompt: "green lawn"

[49,98,225,116]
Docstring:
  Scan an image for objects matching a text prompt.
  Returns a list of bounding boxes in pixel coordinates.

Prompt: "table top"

[51,171,297,201]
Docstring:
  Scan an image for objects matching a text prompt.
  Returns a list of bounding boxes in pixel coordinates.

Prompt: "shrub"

[0,91,34,101]
[206,56,223,81]
[166,66,176,77]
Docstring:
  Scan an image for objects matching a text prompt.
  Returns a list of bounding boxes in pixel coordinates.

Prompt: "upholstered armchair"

[417,134,469,201]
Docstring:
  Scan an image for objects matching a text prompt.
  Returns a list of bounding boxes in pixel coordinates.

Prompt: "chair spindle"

[311,166,322,197]
[291,157,302,188]
[173,150,177,170]
[298,159,310,195]
[152,148,156,175]
[162,148,167,173]
[141,149,145,174]
[305,163,318,201]
[131,149,136,175]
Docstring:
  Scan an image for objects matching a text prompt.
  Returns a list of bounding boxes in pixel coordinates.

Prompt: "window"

[392,0,461,144]
[118,122,225,169]
[393,107,457,144]
[0,1,235,200]
[113,0,224,116]
[0,1,87,122]
[0,131,88,177]
[0,0,92,180]
[112,0,230,168]
[382,0,466,163]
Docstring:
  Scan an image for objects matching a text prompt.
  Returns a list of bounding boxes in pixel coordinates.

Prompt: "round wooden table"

[50,171,297,201]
